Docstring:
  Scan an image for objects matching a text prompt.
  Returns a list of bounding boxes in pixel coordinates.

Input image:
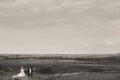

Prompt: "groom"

[27,68,33,79]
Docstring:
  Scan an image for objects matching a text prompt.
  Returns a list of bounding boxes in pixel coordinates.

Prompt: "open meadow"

[0,54,120,80]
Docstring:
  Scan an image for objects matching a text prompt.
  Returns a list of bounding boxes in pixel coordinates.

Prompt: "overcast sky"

[0,0,120,54]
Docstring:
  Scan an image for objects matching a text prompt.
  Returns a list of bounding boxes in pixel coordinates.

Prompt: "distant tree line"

[0,56,74,60]
[0,56,120,61]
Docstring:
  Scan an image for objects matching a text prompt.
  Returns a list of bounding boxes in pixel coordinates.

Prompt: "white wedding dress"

[12,69,26,78]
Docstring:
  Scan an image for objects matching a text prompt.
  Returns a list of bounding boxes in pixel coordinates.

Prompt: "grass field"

[0,54,120,80]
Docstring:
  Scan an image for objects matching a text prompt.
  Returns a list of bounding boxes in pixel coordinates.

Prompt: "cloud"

[0,0,94,11]
[81,42,89,47]
[106,41,114,46]
[0,0,56,8]
[0,0,120,29]
[0,0,31,7]
[1,0,120,54]
[85,0,120,21]
[28,0,93,12]
[45,0,92,11]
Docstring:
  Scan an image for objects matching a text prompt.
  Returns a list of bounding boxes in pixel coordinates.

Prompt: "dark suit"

[27,68,33,78]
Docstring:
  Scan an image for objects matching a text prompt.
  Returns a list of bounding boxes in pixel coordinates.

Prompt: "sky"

[0,0,120,54]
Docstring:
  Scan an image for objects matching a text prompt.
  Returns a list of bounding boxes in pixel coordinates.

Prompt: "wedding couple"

[12,66,34,79]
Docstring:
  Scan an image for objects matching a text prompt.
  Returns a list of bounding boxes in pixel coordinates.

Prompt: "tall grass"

[0,72,120,80]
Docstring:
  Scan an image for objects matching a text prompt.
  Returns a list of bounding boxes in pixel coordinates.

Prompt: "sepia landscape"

[1,54,120,80]
[0,0,120,80]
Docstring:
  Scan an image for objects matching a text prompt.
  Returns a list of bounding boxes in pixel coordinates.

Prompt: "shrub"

[89,68,104,73]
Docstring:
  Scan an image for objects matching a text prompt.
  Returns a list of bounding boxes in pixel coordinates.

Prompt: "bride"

[12,66,26,79]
